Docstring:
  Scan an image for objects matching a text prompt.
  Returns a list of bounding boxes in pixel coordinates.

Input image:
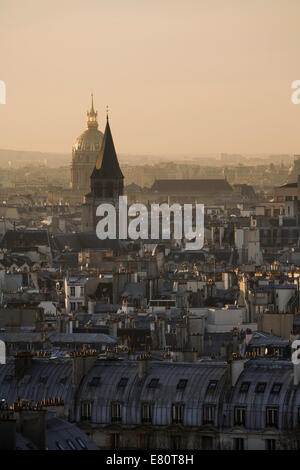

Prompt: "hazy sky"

[1,0,300,156]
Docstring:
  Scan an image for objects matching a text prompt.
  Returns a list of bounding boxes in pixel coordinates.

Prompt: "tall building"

[82,116,124,231]
[70,94,104,194]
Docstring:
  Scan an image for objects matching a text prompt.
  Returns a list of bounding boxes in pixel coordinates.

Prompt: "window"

[141,402,153,423]
[111,433,120,450]
[80,286,84,296]
[203,405,215,425]
[177,379,188,390]
[239,382,250,393]
[21,375,31,384]
[171,435,181,450]
[66,440,76,450]
[255,382,266,393]
[80,401,92,420]
[148,378,159,389]
[266,407,279,428]
[234,407,246,426]
[265,439,276,450]
[139,433,151,450]
[111,402,122,423]
[271,383,282,394]
[89,376,101,387]
[56,441,65,450]
[76,438,87,449]
[202,436,213,450]
[117,377,128,388]
[206,380,218,393]
[234,438,244,450]
[38,376,48,384]
[172,403,184,424]
[70,302,76,311]
[70,286,75,297]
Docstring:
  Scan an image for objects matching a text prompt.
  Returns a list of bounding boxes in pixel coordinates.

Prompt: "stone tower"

[82,116,124,232]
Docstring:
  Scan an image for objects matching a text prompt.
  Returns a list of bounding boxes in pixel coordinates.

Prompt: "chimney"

[138,354,151,378]
[245,329,253,345]
[175,323,188,350]
[229,357,247,387]
[15,408,46,450]
[183,350,198,362]
[14,352,33,381]
[158,317,166,349]
[72,353,98,388]
[109,320,118,337]
[189,333,203,358]
[42,397,65,419]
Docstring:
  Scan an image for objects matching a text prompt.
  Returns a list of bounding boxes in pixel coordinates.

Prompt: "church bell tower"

[82,115,124,231]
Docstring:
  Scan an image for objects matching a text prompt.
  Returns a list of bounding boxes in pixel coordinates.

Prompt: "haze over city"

[1,0,300,156]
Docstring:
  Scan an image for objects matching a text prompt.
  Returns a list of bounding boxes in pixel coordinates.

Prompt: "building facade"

[2,355,300,450]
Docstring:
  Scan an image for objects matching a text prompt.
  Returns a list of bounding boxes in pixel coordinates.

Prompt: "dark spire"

[91,118,124,180]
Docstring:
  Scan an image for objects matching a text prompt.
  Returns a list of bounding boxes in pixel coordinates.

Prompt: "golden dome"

[73,127,104,152]
[73,94,104,152]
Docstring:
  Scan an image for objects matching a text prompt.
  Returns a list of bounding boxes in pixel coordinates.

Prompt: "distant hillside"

[0,149,70,168]
[0,148,291,169]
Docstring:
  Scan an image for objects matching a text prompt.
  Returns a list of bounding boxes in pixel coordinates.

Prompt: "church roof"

[151,179,233,193]
[91,118,124,180]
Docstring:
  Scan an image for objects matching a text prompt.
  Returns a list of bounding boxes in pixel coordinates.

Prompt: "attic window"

[172,403,184,424]
[21,375,31,385]
[38,376,48,384]
[177,379,188,390]
[4,375,13,383]
[206,380,218,392]
[255,382,266,393]
[89,376,101,387]
[117,377,128,388]
[80,401,92,420]
[111,402,122,423]
[141,402,153,423]
[60,376,67,385]
[271,383,282,394]
[240,382,251,393]
[148,378,159,389]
